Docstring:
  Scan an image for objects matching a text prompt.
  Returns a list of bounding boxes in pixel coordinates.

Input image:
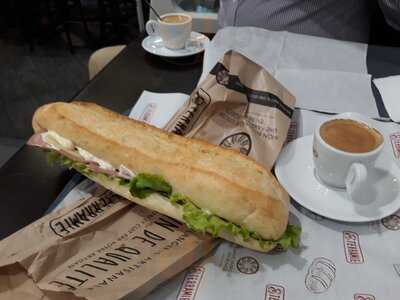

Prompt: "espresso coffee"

[161,15,189,24]
[320,119,383,153]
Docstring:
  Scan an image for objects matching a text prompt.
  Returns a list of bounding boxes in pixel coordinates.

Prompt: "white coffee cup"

[146,13,192,50]
[313,113,384,201]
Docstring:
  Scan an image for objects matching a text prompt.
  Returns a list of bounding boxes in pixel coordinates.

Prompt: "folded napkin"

[373,75,400,122]
[275,68,377,116]
[201,27,378,117]
[129,91,188,128]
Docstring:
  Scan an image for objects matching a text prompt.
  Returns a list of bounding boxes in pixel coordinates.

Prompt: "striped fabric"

[218,0,400,43]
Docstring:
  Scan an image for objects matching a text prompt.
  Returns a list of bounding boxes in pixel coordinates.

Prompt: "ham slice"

[27,133,133,181]
[27,133,52,149]
[86,162,118,177]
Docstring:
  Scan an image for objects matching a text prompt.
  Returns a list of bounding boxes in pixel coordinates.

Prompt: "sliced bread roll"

[32,101,292,252]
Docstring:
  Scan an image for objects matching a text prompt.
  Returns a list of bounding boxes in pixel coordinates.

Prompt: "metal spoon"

[143,0,162,21]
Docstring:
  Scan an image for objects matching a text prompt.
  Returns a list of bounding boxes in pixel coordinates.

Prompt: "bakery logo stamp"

[343,231,364,264]
[216,69,230,86]
[390,132,400,158]
[265,284,285,300]
[305,257,336,294]
[393,264,400,277]
[354,293,375,300]
[236,256,259,274]
[220,132,252,155]
[169,88,211,136]
[176,266,205,300]
[220,245,238,272]
[381,214,400,230]
[49,190,120,237]
[139,103,157,124]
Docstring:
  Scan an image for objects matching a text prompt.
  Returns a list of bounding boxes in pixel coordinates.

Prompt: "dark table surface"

[1,37,400,240]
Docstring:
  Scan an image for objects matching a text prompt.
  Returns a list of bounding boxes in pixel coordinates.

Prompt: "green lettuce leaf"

[276,224,302,250]
[47,151,61,166]
[171,193,228,237]
[129,173,172,199]
[47,152,89,174]
[170,193,301,250]
[47,151,301,250]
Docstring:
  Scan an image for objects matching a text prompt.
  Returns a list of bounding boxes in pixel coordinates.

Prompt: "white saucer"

[275,135,400,222]
[141,32,210,58]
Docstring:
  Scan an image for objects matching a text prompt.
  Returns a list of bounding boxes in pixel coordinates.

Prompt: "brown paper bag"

[0,185,215,300]
[165,50,296,169]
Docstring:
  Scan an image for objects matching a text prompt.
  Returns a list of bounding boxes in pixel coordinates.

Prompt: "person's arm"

[378,0,400,30]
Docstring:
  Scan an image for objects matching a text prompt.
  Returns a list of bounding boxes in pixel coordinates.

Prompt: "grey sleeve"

[378,0,400,30]
[218,0,239,28]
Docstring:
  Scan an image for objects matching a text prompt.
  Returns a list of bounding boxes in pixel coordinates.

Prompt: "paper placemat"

[129,91,189,128]
[373,76,400,122]
[142,107,400,300]
[275,69,377,116]
[200,27,379,117]
[49,93,400,300]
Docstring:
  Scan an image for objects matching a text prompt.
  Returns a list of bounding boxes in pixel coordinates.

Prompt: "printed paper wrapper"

[142,110,400,300]
[0,183,215,300]
[165,50,296,169]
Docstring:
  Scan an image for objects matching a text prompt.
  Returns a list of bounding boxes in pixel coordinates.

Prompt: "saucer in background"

[275,135,400,222]
[142,31,210,57]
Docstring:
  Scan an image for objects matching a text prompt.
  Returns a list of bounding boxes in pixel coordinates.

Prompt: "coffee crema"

[161,15,189,24]
[320,119,383,153]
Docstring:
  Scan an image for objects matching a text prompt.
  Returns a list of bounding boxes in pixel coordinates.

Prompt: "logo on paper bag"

[139,103,157,124]
[354,294,375,300]
[49,190,120,237]
[343,231,364,264]
[390,133,400,158]
[381,214,400,230]
[305,257,336,294]
[220,132,252,155]
[169,88,211,136]
[216,69,230,86]
[176,266,205,300]
[265,284,285,300]
[236,256,259,274]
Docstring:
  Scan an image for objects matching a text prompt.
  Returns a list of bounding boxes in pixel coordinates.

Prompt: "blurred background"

[0,0,218,166]
[0,0,398,167]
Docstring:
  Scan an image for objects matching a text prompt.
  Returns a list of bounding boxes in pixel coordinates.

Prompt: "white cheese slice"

[42,131,74,150]
[76,147,114,171]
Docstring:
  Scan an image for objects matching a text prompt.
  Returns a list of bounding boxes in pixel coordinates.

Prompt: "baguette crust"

[85,171,276,252]
[33,102,289,240]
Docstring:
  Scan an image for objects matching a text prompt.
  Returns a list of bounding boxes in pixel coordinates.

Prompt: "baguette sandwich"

[28,101,301,252]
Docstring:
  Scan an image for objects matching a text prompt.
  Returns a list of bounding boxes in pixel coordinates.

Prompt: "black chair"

[97,0,144,46]
[43,0,91,53]
[12,0,91,53]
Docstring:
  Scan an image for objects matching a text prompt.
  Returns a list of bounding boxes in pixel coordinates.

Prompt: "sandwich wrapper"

[143,110,400,300]
[165,50,296,169]
[0,51,295,299]
[0,182,216,300]
[201,27,379,117]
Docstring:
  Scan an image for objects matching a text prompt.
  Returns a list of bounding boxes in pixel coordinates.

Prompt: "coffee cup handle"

[345,163,368,202]
[146,20,159,36]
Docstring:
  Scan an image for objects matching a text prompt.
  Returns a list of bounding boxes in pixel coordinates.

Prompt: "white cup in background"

[146,13,192,50]
[313,114,384,202]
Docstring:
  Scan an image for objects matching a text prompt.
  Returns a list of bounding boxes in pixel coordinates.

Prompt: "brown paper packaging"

[0,186,215,300]
[0,50,295,300]
[165,50,296,169]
